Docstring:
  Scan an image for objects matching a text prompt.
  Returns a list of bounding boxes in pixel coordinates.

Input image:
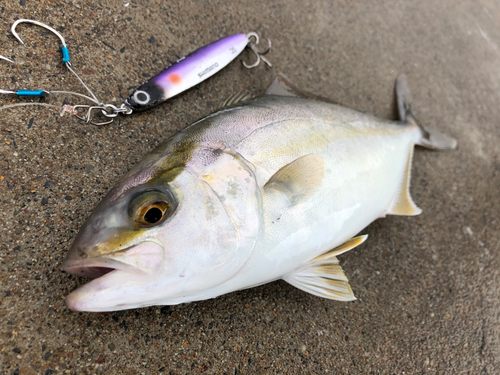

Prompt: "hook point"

[0,56,14,63]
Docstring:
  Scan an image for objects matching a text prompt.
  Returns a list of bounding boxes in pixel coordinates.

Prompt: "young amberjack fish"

[62,74,456,312]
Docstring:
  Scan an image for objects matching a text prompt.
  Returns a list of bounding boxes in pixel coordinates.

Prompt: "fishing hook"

[11,19,69,60]
[243,32,272,69]
[2,22,274,126]
[1,19,125,125]
[0,55,14,63]
[10,19,98,102]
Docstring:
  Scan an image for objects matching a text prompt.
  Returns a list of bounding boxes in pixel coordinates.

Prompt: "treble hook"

[243,32,272,69]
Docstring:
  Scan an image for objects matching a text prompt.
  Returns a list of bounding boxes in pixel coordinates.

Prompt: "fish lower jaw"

[64,267,153,312]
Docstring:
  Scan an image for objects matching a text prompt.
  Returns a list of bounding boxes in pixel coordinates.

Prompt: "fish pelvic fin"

[264,154,325,205]
[283,235,368,301]
[396,73,457,150]
[388,145,422,216]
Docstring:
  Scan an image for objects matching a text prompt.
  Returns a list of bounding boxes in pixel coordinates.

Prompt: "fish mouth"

[62,249,134,279]
[62,241,164,311]
[71,266,115,279]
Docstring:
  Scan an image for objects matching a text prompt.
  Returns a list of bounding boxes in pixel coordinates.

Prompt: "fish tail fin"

[396,74,457,150]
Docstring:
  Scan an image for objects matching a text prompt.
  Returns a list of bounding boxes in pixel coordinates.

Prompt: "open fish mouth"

[62,241,164,311]
[62,249,137,279]
[68,266,115,279]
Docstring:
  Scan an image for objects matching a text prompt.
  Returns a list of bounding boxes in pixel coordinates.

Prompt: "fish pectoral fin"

[264,154,324,205]
[387,146,422,216]
[283,235,368,301]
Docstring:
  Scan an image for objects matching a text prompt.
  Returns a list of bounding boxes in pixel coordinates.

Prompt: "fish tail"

[396,74,457,150]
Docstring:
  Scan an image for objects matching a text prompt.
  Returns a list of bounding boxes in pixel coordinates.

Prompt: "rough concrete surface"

[0,0,499,374]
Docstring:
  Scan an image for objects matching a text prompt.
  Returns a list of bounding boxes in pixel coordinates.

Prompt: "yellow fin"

[388,146,422,216]
[311,235,368,263]
[282,235,368,302]
[264,154,324,205]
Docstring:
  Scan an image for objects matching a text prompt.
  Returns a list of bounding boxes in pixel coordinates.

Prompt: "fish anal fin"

[264,154,324,205]
[388,146,422,216]
[283,235,368,302]
[284,275,356,301]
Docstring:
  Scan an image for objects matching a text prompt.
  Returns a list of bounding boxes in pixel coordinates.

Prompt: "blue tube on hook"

[61,46,70,63]
[16,90,47,97]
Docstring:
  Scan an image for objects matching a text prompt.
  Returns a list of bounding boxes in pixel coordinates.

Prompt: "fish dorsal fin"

[218,90,254,109]
[265,74,305,97]
[266,74,339,104]
[264,154,324,205]
[282,235,368,301]
[387,146,422,216]
[265,73,321,99]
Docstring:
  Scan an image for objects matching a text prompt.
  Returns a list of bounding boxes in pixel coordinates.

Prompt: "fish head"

[62,143,262,311]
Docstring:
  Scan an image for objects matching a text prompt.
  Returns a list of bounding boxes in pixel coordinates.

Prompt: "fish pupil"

[144,207,163,224]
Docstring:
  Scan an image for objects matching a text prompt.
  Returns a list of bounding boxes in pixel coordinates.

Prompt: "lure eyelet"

[133,90,151,105]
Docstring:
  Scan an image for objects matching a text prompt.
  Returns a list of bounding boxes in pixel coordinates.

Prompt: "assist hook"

[0,19,121,125]
[11,19,71,63]
[0,55,14,63]
[8,19,98,103]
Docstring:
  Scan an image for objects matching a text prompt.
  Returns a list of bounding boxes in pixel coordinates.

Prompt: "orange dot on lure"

[168,73,182,84]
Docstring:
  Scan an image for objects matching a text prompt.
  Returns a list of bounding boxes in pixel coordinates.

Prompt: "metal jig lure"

[123,32,271,112]
[0,20,272,126]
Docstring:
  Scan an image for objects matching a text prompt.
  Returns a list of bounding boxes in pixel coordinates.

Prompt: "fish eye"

[129,190,174,228]
[138,201,169,226]
[133,90,150,105]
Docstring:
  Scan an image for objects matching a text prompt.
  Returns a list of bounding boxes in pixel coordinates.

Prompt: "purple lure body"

[124,34,249,112]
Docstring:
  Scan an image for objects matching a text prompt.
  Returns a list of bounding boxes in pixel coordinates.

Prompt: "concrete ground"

[1,0,499,374]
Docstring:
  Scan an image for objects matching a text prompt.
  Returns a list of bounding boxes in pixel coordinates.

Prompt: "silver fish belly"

[62,74,456,311]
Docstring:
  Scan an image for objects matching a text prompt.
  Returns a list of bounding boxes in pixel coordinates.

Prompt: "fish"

[62,74,457,312]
